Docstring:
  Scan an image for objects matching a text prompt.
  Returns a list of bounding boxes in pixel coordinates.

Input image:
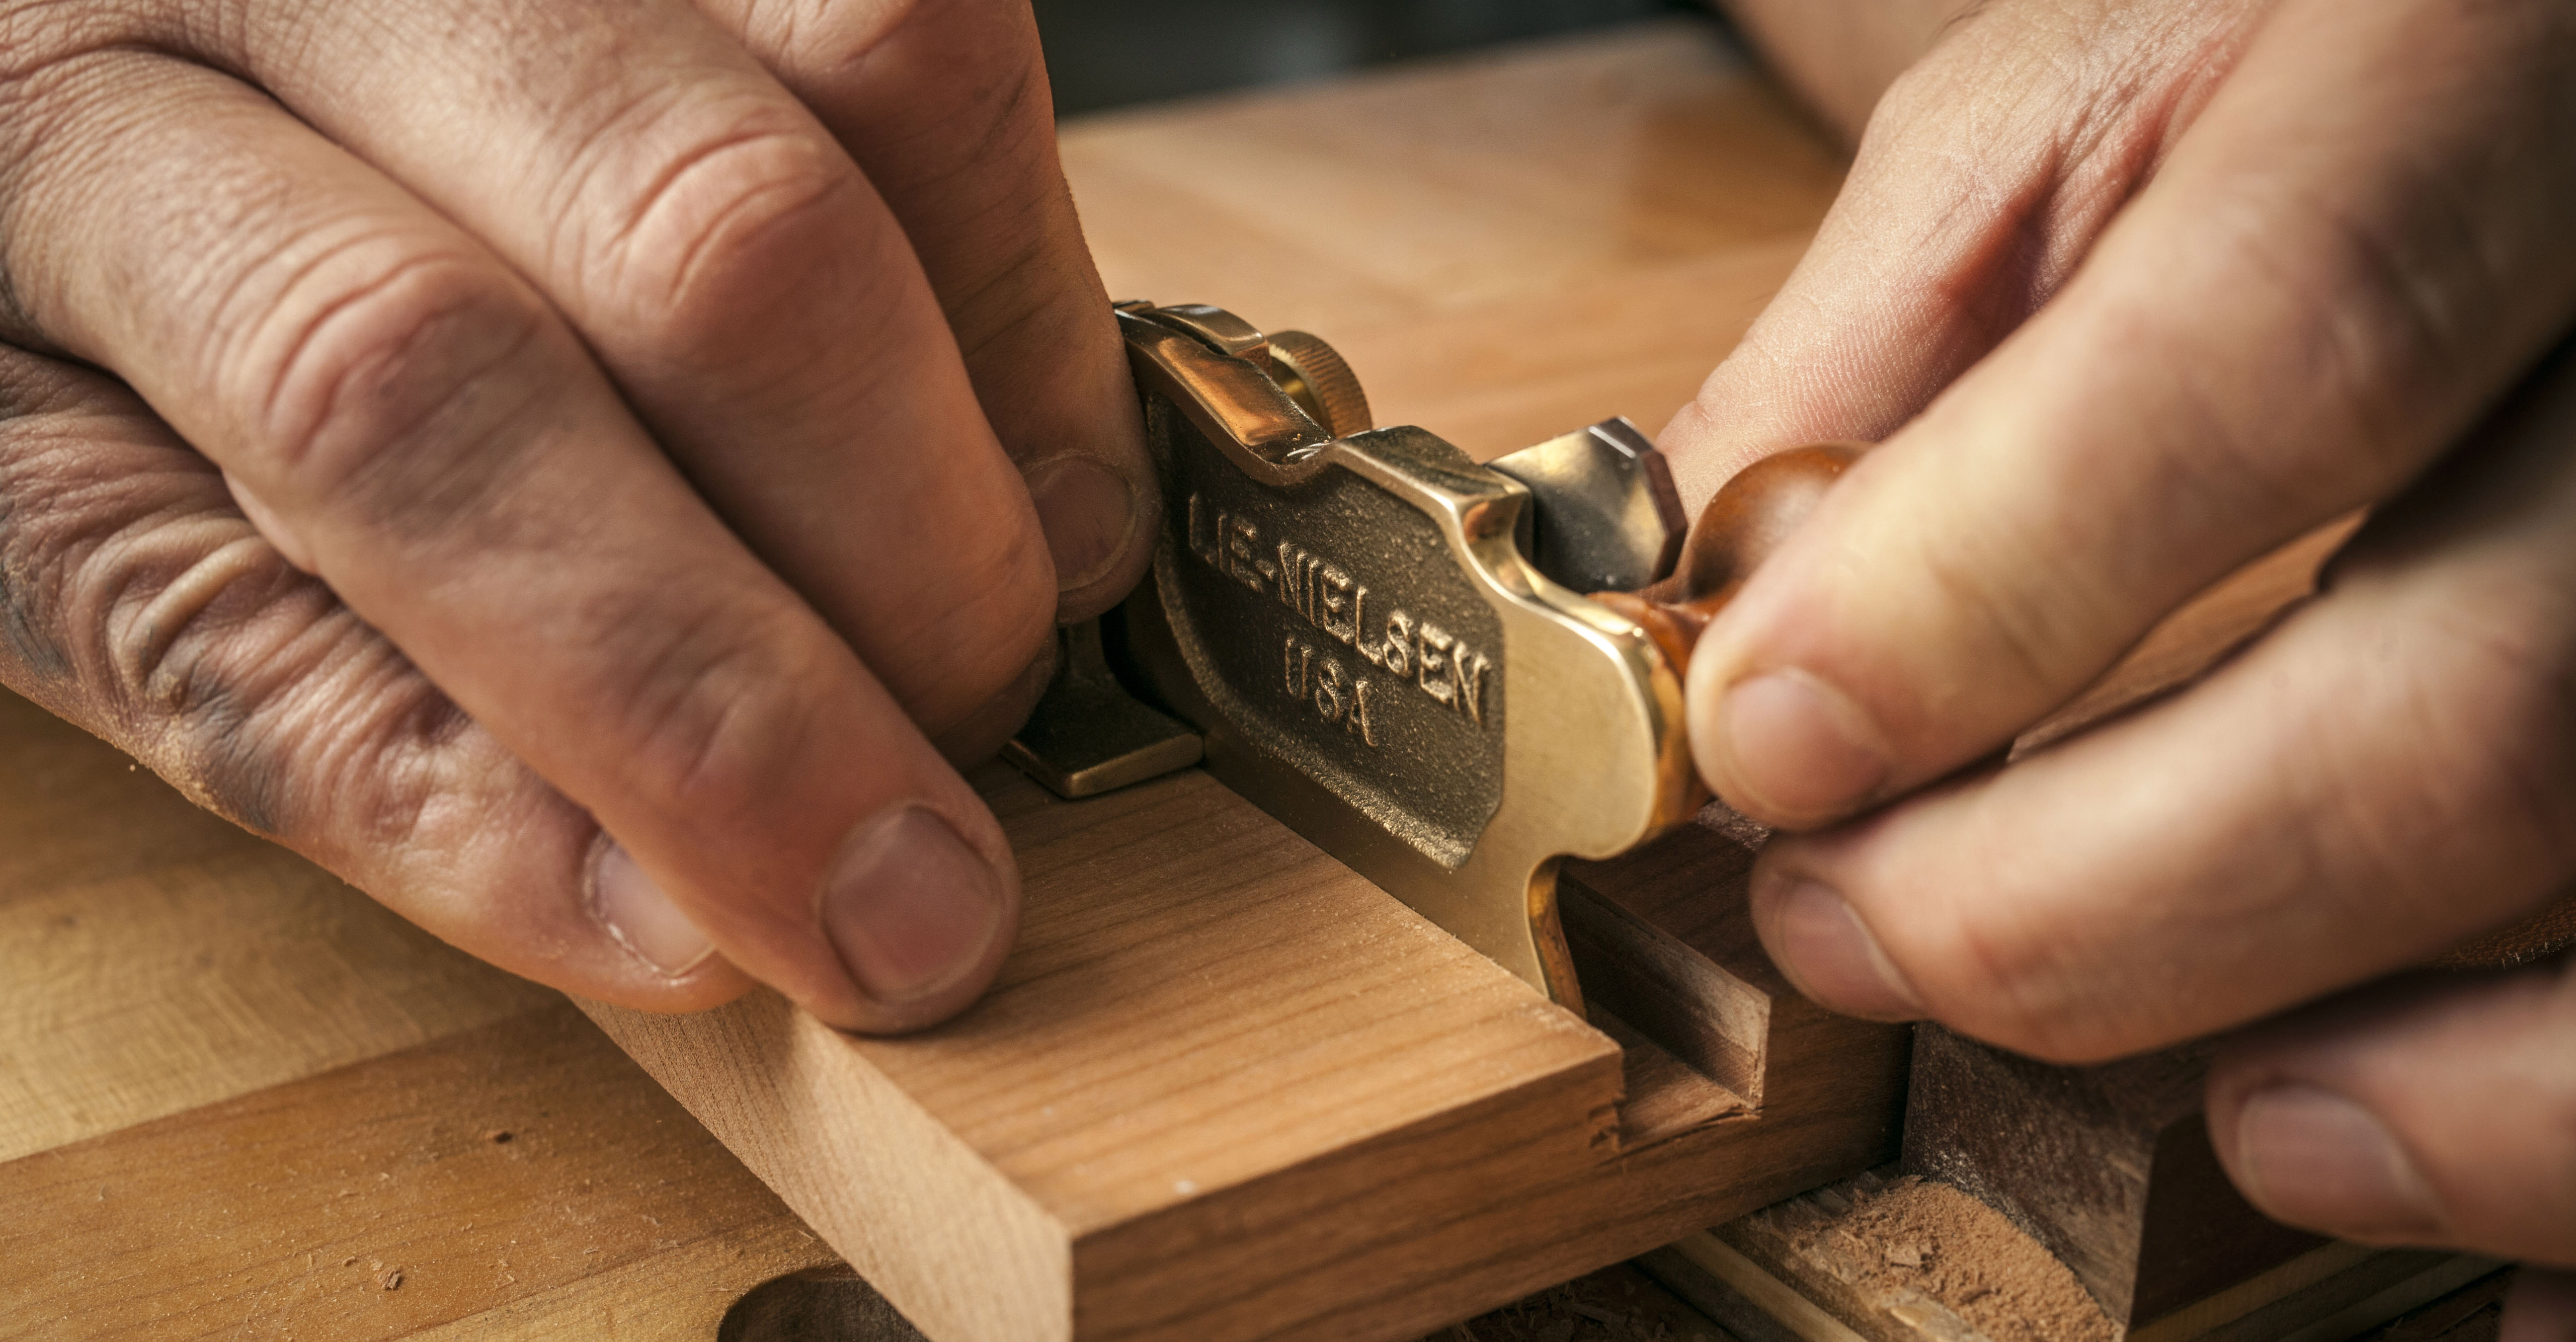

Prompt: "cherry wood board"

[582,763,1909,1342]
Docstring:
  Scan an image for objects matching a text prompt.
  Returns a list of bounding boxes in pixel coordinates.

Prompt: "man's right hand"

[1687,0,2576,1325]
[0,0,1154,1034]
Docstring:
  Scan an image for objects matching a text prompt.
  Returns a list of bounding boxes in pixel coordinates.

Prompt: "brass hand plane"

[1007,302,1855,1013]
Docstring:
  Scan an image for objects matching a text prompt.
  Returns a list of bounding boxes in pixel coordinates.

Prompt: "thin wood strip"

[1662,1232,1871,1342]
[2273,1258,2508,1342]
[2201,1254,2499,1342]
[2123,1242,2379,1342]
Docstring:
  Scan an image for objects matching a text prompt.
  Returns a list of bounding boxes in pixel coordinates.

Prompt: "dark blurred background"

[1032,0,1707,114]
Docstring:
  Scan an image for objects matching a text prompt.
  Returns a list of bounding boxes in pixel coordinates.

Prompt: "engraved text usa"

[1186,492,1493,745]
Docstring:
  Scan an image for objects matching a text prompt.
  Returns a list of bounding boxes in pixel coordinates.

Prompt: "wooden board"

[0,693,1722,1341]
[583,763,1908,1342]
[0,686,842,1339]
[1062,19,1844,460]
[1899,1029,2322,1329]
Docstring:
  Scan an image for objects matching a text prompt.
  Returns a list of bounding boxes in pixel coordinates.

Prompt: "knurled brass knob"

[1264,330,1373,439]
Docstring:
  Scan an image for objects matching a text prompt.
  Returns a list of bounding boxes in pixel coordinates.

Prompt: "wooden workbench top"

[0,20,1841,1338]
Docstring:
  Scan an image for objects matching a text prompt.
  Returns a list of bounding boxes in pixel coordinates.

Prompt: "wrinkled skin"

[1681,0,2575,1326]
[0,0,1155,1035]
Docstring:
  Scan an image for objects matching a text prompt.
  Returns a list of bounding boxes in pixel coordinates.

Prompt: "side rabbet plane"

[1006,301,1855,1016]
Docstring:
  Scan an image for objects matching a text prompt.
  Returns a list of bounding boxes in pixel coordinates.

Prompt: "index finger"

[154,0,1071,744]
[1683,0,2576,830]
[709,0,1158,626]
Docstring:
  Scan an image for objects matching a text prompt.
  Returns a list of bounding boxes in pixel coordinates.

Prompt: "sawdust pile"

[1797,1176,2115,1342]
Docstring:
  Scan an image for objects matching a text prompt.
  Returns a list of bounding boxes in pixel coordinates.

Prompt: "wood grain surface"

[583,758,1909,1342]
[1899,1029,2322,1329]
[1065,19,1841,460]
[0,686,840,1339]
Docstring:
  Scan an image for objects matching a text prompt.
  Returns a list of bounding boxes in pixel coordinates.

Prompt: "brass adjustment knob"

[1591,441,1866,682]
[1264,330,1373,439]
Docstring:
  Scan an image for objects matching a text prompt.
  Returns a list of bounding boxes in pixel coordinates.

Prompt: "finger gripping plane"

[1007,302,1856,1014]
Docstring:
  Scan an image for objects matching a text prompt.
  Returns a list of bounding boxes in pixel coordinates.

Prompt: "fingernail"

[1027,456,1136,592]
[1719,669,1891,823]
[1758,870,1925,1019]
[2233,1084,2445,1239]
[590,838,715,977]
[823,806,1012,1005]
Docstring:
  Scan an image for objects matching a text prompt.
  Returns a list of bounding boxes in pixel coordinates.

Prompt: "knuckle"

[117,538,491,851]
[2178,186,2482,505]
[0,343,444,845]
[237,243,548,517]
[1862,54,1964,150]
[2376,586,2576,872]
[121,549,489,852]
[89,518,330,837]
[734,0,920,69]
[262,661,474,856]
[739,0,1030,95]
[596,592,847,833]
[1858,0,2069,160]
[1888,828,2145,1061]
[0,353,101,682]
[0,0,112,84]
[580,108,866,352]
